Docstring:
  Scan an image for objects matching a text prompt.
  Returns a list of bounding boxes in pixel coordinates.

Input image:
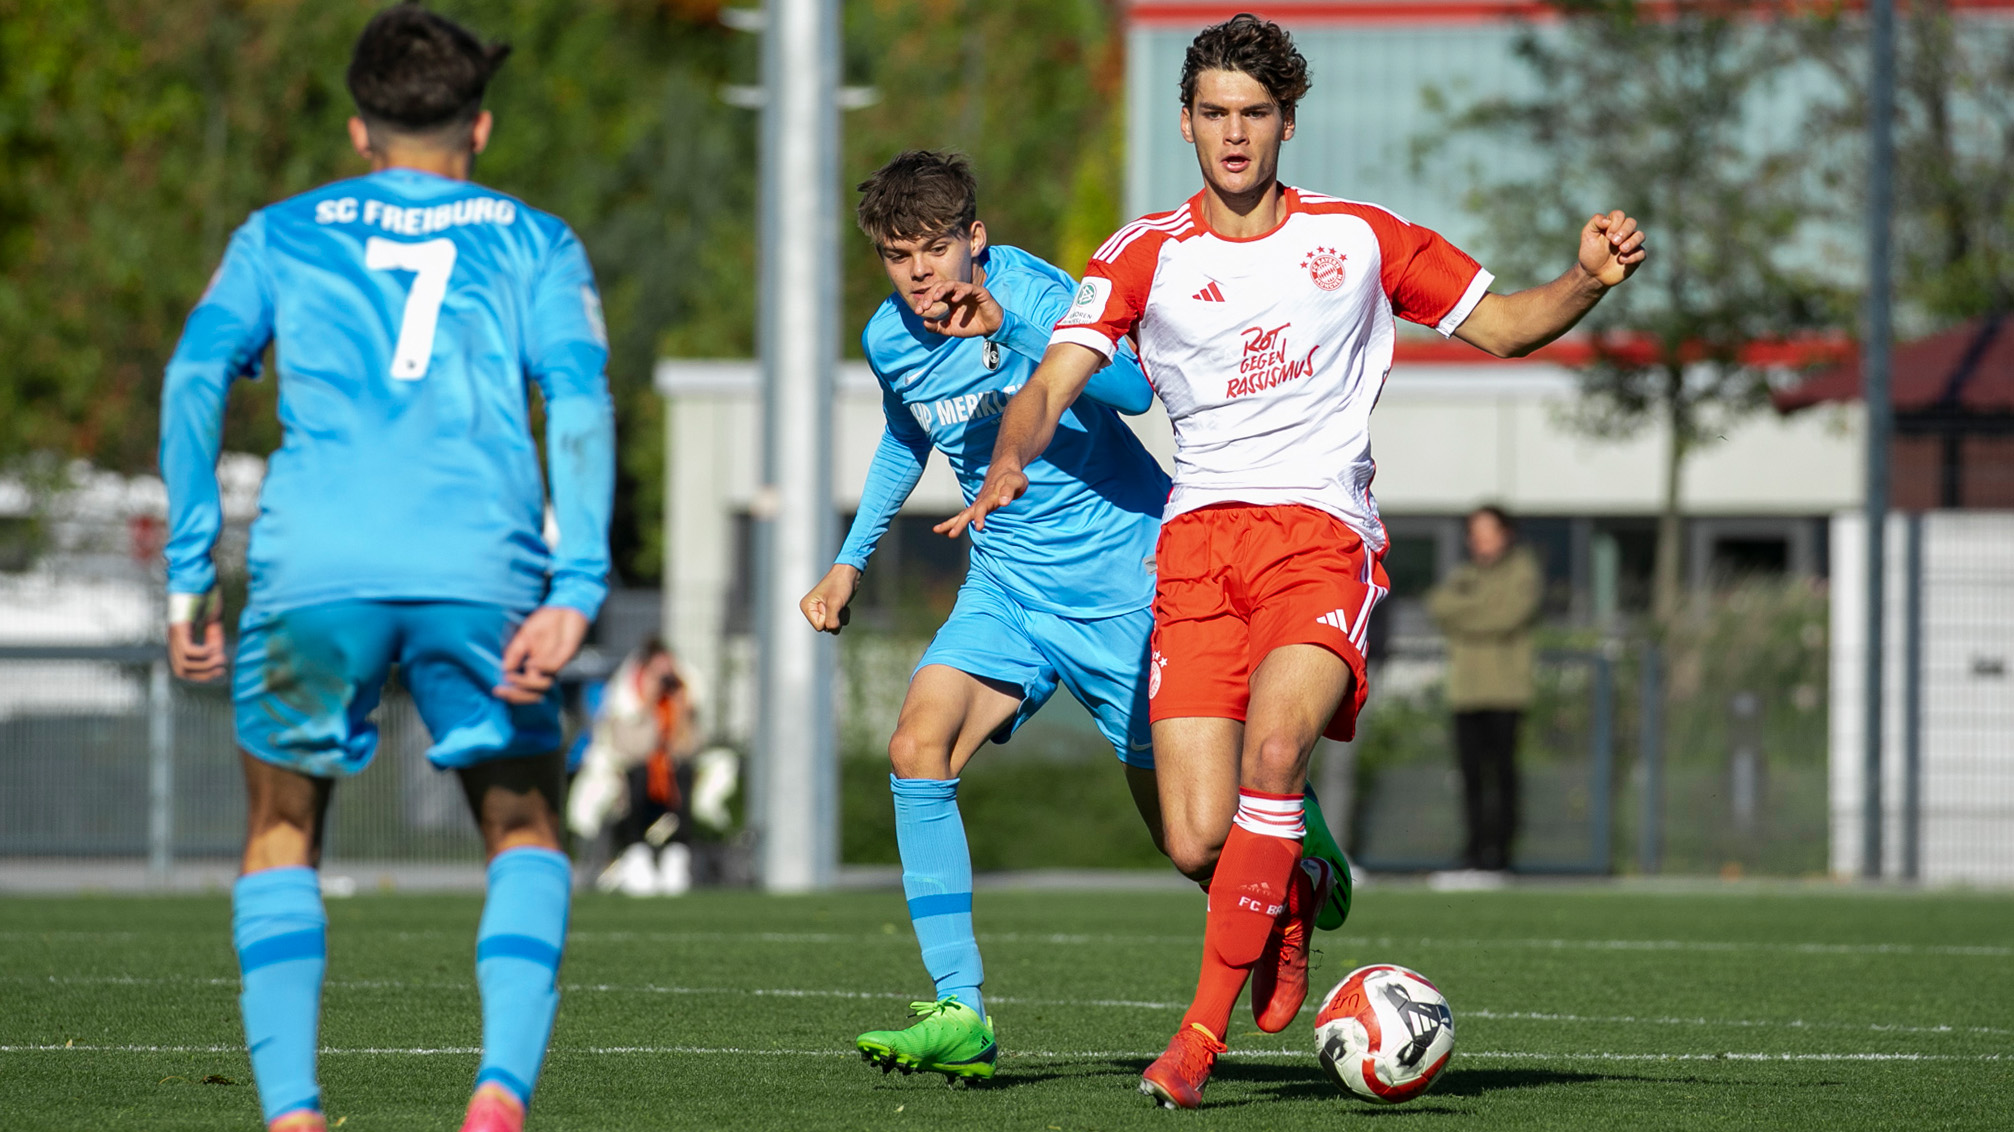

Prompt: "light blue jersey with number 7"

[160,167,616,620]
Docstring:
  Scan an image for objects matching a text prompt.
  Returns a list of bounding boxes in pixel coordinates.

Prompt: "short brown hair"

[1180,13,1310,117]
[855,150,978,245]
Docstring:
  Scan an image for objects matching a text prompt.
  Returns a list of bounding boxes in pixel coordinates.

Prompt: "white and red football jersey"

[1051,186,1492,552]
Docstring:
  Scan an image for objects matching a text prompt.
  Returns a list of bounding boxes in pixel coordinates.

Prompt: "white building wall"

[1371,367,1862,514]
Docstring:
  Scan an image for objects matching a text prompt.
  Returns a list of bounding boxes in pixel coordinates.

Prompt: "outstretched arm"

[805,385,931,633]
[933,342,1106,539]
[1454,210,1646,359]
[161,219,275,682]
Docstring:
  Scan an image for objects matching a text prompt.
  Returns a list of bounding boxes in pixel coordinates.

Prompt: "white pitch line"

[9,929,2007,958]
[9,975,2011,1040]
[0,1044,2005,1064]
[1455,1051,2011,1064]
[1411,937,2014,959]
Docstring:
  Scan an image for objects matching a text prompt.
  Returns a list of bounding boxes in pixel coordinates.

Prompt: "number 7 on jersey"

[365,235,458,380]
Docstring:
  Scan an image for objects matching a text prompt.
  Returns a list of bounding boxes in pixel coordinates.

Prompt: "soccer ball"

[1313,964,1455,1103]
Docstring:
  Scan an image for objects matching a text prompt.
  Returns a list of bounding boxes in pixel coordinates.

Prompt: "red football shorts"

[1148,504,1389,742]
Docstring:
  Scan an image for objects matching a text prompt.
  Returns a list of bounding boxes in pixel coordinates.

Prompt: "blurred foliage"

[1659,578,1830,770]
[1650,578,1830,876]
[841,0,1125,333]
[1791,0,2014,327]
[0,0,1123,584]
[0,0,753,582]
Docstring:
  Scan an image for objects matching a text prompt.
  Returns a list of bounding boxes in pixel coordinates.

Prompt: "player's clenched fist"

[1579,210,1647,288]
[935,465,1029,539]
[801,563,861,634]
[166,589,227,683]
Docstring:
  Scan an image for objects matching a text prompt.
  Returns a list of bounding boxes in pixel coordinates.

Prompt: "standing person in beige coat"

[1427,506,1544,873]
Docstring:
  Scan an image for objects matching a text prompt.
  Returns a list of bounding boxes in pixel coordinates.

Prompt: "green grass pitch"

[2,884,2010,1130]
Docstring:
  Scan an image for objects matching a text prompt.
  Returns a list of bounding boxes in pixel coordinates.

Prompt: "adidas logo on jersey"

[1316,608,1354,633]
[1192,281,1226,302]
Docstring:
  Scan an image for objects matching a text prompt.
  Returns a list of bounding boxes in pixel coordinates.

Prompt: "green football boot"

[1300,785,1355,931]
[856,997,998,1083]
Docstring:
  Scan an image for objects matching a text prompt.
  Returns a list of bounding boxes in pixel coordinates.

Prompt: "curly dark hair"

[1179,13,1311,117]
[347,2,511,134]
[855,150,979,245]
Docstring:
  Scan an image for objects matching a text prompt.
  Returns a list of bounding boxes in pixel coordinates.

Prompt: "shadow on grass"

[864,1067,1080,1092]
[1430,1068,1848,1098]
[1236,1065,1851,1107]
[1179,1065,1678,1109]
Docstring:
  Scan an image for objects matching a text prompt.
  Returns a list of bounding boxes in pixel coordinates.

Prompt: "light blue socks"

[233,866,327,1122]
[473,847,572,1106]
[890,775,984,1019]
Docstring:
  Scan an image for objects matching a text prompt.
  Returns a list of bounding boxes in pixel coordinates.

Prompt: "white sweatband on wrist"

[167,590,217,625]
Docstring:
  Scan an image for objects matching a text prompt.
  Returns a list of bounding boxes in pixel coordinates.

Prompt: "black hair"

[1180,13,1311,117]
[346,2,511,135]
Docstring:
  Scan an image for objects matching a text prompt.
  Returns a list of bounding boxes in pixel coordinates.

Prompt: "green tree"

[0,0,1126,583]
[1427,0,1841,621]
[1792,0,2014,326]
[0,0,753,582]
[841,0,1126,337]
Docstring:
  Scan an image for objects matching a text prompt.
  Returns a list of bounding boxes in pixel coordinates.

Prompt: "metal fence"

[1338,649,1618,875]
[1328,577,1835,880]
[0,645,608,883]
[0,573,1857,884]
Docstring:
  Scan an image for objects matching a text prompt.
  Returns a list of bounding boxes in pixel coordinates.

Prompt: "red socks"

[1179,790,1305,1040]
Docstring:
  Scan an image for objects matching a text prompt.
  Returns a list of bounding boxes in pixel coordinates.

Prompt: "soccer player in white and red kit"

[934,14,1645,1108]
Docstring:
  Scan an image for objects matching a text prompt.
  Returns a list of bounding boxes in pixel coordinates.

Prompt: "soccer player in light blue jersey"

[799,151,1172,1080]
[158,8,612,1132]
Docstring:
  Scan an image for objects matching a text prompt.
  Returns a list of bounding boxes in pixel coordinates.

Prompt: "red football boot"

[268,1111,326,1132]
[1139,1022,1228,1110]
[1250,856,1334,1033]
[459,1082,526,1132]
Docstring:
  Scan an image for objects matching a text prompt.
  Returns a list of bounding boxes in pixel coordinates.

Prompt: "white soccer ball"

[1313,964,1455,1103]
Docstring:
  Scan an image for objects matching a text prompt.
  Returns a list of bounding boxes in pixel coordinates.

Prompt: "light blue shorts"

[233,600,563,779]
[917,576,1155,768]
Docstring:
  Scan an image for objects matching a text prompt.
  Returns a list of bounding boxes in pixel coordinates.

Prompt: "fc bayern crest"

[1301,246,1348,291]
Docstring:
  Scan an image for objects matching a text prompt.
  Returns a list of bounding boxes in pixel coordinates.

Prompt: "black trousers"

[1454,709,1522,871]
[612,762,694,851]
